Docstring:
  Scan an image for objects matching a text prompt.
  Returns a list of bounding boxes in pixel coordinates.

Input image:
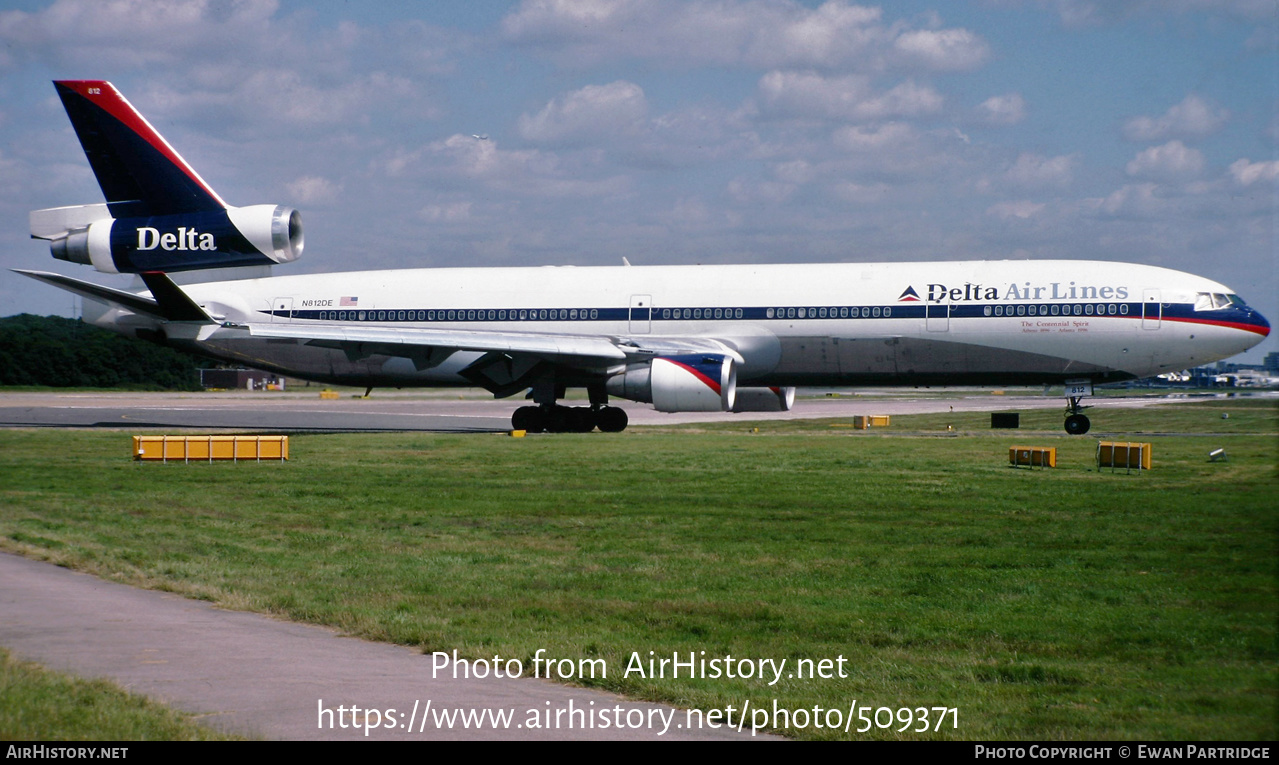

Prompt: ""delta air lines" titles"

[922,282,1131,303]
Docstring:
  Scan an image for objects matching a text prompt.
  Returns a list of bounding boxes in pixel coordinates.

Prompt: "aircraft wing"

[236,322,738,396]
[15,268,740,396]
[242,321,629,363]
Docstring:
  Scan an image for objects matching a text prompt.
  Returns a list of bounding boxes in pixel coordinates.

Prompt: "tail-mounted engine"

[606,354,737,412]
[31,203,303,274]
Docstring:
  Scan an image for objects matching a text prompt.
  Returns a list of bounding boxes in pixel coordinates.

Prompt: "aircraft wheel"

[1064,413,1090,435]
[567,407,596,433]
[512,406,543,433]
[595,406,628,433]
[544,406,571,433]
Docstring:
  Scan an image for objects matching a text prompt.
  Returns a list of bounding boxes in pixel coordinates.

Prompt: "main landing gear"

[511,404,628,433]
[510,381,629,433]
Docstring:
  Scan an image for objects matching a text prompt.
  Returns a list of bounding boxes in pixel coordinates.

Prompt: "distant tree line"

[0,314,209,390]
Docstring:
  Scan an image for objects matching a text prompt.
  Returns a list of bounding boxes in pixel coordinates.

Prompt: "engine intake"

[606,354,737,412]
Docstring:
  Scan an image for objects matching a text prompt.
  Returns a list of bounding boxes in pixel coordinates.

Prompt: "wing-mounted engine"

[732,386,796,412]
[606,354,737,412]
[31,203,303,274]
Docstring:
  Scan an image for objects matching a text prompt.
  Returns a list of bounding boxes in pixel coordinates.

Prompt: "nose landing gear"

[1063,379,1093,435]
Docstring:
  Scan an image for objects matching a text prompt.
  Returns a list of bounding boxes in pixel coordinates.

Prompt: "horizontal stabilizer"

[12,269,211,323]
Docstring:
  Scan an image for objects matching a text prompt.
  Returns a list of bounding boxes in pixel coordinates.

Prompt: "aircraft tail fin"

[32,81,304,275]
[54,81,227,218]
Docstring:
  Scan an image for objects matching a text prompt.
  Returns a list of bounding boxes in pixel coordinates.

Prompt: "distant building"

[199,368,285,391]
[1264,352,1279,375]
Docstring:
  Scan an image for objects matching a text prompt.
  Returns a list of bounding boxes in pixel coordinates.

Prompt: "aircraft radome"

[18,81,1270,434]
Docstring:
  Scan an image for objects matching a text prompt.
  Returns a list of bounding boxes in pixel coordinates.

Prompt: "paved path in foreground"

[0,553,761,740]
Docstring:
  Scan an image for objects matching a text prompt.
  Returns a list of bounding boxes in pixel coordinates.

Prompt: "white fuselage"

[91,259,1267,391]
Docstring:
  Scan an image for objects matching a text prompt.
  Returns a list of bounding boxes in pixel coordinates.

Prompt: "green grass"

[0,647,239,740]
[0,399,1274,740]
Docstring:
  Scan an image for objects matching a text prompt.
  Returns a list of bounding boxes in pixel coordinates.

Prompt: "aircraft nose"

[1248,306,1270,338]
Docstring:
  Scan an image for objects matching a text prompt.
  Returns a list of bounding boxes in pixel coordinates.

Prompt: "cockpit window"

[1195,292,1238,311]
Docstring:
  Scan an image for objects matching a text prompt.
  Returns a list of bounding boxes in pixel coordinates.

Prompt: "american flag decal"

[340,296,358,306]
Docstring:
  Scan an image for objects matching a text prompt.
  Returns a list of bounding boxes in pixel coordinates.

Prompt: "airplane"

[17,80,1271,434]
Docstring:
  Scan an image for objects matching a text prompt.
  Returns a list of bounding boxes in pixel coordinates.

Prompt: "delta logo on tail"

[898,286,921,302]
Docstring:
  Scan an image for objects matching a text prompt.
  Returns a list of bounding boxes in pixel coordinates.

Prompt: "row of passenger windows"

[762,306,890,319]
[316,308,601,322]
[308,302,1132,322]
[985,303,1129,317]
[664,308,746,319]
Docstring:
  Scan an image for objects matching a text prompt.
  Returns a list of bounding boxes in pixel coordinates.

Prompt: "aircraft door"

[630,294,652,334]
[926,300,950,332]
[272,297,293,322]
[1142,289,1161,329]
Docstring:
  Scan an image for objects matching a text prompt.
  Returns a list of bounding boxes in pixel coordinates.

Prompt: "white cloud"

[831,122,915,152]
[1123,94,1229,142]
[977,93,1026,125]
[1028,0,1276,27]
[987,200,1046,219]
[892,28,990,71]
[420,201,473,223]
[1095,183,1163,217]
[0,0,279,70]
[757,71,943,121]
[1125,140,1205,180]
[285,176,342,205]
[1229,158,1279,186]
[727,176,797,204]
[518,81,649,144]
[378,134,631,199]
[1005,153,1075,189]
[502,0,988,72]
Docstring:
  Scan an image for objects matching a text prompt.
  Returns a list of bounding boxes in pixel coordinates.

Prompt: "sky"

[0,0,1274,362]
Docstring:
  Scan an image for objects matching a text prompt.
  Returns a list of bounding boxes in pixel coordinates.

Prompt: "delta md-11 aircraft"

[18,81,1271,433]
